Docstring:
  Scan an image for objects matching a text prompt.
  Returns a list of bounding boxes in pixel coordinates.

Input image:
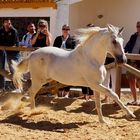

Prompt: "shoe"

[64,94,69,98]
[127,101,140,106]
[11,89,22,93]
[88,98,93,101]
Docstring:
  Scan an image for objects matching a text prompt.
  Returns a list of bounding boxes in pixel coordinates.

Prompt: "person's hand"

[37,28,41,35]
[43,28,49,36]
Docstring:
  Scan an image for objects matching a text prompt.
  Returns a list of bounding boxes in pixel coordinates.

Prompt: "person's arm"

[44,28,52,46]
[31,29,40,46]
[46,32,52,46]
[67,36,77,49]
[14,29,19,47]
[53,36,62,48]
[20,35,26,46]
[124,34,136,53]
[53,38,57,47]
[71,37,78,49]
[124,39,131,53]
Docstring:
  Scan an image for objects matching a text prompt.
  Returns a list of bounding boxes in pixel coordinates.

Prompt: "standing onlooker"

[53,24,77,98]
[20,22,36,81]
[0,51,5,92]
[20,22,36,57]
[125,21,140,105]
[53,24,76,50]
[0,18,20,92]
[31,19,52,47]
[79,23,94,101]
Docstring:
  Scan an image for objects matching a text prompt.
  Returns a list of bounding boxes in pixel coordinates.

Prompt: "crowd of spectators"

[0,18,94,101]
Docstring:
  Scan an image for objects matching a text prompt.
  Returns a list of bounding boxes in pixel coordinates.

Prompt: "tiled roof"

[0,0,57,9]
[0,0,54,2]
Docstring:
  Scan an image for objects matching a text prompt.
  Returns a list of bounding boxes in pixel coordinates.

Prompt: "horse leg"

[29,82,42,109]
[95,84,136,118]
[94,91,106,123]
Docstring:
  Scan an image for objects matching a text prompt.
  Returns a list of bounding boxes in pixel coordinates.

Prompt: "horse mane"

[75,27,106,47]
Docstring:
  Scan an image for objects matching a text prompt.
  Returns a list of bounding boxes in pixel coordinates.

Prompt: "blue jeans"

[0,51,6,89]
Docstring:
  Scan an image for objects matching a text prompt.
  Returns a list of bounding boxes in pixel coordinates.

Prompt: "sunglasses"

[39,25,46,27]
[62,28,70,31]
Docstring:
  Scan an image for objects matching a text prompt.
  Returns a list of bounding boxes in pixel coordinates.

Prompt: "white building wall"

[54,0,82,37]
[54,2,69,37]
[69,0,140,45]
[0,0,139,45]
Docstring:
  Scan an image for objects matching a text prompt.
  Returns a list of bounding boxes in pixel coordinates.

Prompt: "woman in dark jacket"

[53,24,77,98]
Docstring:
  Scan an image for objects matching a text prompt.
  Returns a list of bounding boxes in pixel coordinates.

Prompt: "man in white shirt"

[19,22,36,82]
[20,22,36,57]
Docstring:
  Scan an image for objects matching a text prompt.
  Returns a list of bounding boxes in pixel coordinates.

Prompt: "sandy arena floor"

[0,92,140,140]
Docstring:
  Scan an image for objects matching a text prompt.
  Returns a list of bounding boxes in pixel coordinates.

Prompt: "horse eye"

[112,40,117,44]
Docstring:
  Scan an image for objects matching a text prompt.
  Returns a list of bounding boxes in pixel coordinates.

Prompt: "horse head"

[107,24,127,65]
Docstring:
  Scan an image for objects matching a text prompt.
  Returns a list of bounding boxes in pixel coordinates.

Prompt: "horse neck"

[82,33,108,65]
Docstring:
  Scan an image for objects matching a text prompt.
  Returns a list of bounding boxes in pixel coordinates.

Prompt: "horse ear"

[107,24,114,33]
[118,27,124,35]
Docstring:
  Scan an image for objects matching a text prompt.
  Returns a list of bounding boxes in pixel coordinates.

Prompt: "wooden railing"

[106,53,140,98]
[0,46,38,51]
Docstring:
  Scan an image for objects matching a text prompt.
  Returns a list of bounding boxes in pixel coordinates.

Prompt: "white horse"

[12,24,135,123]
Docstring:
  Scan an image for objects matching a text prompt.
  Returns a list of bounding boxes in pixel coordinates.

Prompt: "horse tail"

[12,57,29,92]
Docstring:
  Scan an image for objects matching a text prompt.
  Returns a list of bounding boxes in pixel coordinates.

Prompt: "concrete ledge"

[121,88,139,93]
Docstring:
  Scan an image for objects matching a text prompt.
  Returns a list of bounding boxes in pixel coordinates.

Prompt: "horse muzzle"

[115,54,127,65]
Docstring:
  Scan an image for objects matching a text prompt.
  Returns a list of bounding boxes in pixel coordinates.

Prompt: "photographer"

[0,18,20,92]
[31,19,52,47]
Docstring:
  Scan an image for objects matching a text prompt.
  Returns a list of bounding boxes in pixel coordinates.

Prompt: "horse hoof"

[130,113,136,118]
[126,113,136,119]
[99,119,107,123]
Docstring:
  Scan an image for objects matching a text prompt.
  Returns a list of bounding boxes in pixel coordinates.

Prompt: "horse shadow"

[34,95,136,121]
[68,101,127,120]
[68,100,96,114]
[102,103,121,117]
[36,95,119,117]
[0,114,88,132]
[99,103,140,121]
[128,107,140,121]
[36,95,77,111]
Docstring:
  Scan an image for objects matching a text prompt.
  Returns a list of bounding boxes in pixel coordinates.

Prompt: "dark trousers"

[0,51,6,89]
[60,86,71,92]
[81,87,93,95]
